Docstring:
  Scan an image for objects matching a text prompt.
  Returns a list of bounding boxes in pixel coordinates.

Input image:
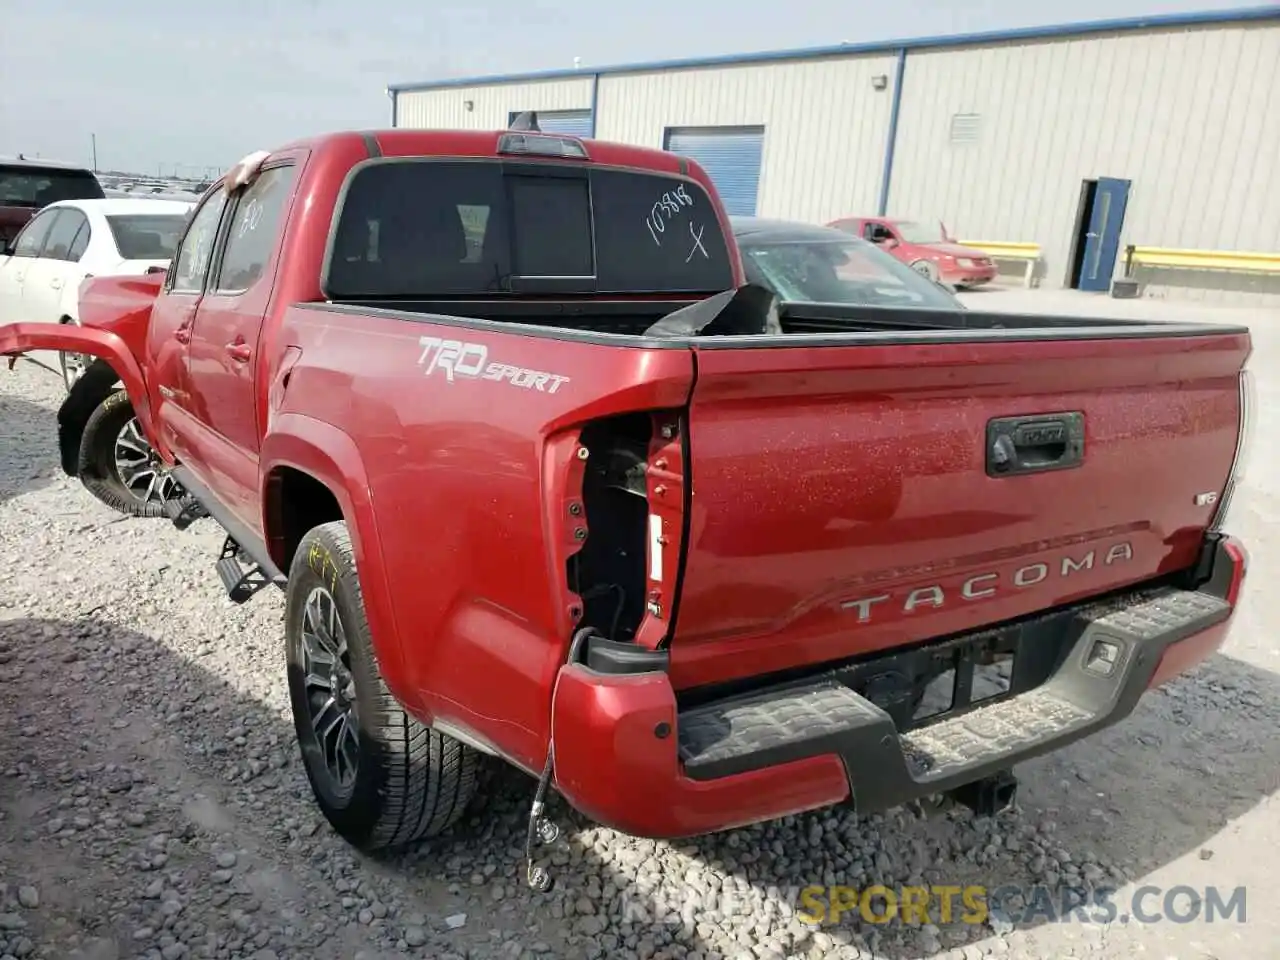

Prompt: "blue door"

[1078,177,1131,292]
[509,110,593,137]
[664,127,765,217]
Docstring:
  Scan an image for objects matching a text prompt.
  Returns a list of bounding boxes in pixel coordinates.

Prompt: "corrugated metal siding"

[594,56,897,224]
[888,21,1280,303]
[665,127,765,216]
[515,110,593,137]
[396,78,593,130]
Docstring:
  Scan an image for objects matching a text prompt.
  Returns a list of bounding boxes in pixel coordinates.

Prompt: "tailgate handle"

[986,413,1084,477]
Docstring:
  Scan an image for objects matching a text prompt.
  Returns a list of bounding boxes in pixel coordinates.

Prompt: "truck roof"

[0,156,96,172]
[261,129,697,178]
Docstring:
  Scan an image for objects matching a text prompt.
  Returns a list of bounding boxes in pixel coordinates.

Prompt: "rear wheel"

[286,521,482,851]
[76,390,181,518]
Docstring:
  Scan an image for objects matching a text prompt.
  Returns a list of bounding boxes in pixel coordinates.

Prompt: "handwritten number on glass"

[646,184,695,246]
[685,222,709,262]
[237,198,264,239]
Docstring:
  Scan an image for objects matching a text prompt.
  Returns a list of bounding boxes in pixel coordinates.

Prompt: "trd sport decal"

[416,337,571,394]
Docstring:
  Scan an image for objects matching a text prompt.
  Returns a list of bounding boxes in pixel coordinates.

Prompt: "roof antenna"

[509,111,541,132]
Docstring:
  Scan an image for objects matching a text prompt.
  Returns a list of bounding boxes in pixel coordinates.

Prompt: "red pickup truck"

[0,124,1254,883]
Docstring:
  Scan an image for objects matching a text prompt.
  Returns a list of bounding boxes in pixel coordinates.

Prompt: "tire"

[910,259,940,283]
[76,390,180,518]
[286,521,481,852]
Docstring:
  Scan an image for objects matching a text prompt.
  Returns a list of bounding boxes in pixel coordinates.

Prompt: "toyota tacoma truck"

[0,122,1254,883]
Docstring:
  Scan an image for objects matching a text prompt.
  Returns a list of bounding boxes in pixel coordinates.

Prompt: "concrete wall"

[887,20,1280,302]
[396,77,593,130]
[593,56,897,224]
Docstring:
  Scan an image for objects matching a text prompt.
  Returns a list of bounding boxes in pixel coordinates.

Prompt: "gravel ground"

[2,290,1278,960]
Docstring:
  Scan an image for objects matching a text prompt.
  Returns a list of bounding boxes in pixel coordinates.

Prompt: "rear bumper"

[551,535,1246,839]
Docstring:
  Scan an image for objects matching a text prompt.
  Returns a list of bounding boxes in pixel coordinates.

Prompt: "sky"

[0,0,1261,176]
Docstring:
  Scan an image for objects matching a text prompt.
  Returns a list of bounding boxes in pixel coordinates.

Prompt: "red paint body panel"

[550,664,851,837]
[669,331,1248,688]
[267,304,696,770]
[0,319,159,450]
[1146,538,1248,691]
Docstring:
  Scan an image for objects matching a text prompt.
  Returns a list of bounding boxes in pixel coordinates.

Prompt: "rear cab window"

[324,157,736,299]
[107,214,189,261]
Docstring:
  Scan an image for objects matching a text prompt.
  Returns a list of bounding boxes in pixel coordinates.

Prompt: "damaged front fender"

[1,322,157,449]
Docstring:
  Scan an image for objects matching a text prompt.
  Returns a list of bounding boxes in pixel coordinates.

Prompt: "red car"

[0,126,1253,869]
[828,216,997,289]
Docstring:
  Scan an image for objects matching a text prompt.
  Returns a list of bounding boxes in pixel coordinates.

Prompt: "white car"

[0,196,193,387]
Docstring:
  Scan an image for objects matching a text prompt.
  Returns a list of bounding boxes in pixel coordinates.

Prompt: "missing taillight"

[566,414,651,643]
[564,410,687,647]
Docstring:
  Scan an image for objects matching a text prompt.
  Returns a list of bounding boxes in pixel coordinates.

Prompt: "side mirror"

[882,237,899,250]
[0,241,14,257]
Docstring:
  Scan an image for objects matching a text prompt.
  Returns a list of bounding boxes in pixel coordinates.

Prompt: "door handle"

[1085,232,1100,239]
[174,324,191,344]
[986,412,1085,477]
[226,340,252,363]
[49,278,64,290]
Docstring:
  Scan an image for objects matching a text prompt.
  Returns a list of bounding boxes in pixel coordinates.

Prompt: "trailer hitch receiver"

[946,769,1018,818]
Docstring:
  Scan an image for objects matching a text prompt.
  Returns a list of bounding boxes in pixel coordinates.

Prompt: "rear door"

[19,207,90,323]
[668,330,1249,688]
[0,208,58,323]
[145,185,230,459]
[186,160,299,522]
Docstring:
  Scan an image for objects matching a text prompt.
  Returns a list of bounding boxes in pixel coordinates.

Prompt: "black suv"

[0,157,105,246]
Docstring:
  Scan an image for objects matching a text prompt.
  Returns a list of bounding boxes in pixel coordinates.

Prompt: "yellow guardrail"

[1126,246,1280,274]
[958,240,1042,287]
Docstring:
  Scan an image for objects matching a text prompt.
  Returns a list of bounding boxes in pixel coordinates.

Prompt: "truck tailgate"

[669,330,1249,689]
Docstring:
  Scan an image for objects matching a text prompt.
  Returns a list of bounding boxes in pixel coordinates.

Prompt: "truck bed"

[275,296,1248,716]
[323,294,1242,341]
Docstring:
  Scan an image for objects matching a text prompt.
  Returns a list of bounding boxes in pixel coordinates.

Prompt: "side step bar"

[169,466,287,603]
[216,535,277,604]
[163,495,209,530]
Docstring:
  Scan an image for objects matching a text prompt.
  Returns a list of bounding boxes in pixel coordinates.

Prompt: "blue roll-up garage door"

[509,109,593,137]
[664,126,765,217]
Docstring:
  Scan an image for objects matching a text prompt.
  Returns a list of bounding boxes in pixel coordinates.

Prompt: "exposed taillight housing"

[1209,367,1256,533]
[557,410,687,651]
[635,412,687,649]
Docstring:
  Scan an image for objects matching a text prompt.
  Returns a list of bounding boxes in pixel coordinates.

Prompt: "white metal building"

[388,7,1280,303]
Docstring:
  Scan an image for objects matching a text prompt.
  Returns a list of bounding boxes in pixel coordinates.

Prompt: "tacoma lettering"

[840,543,1134,622]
